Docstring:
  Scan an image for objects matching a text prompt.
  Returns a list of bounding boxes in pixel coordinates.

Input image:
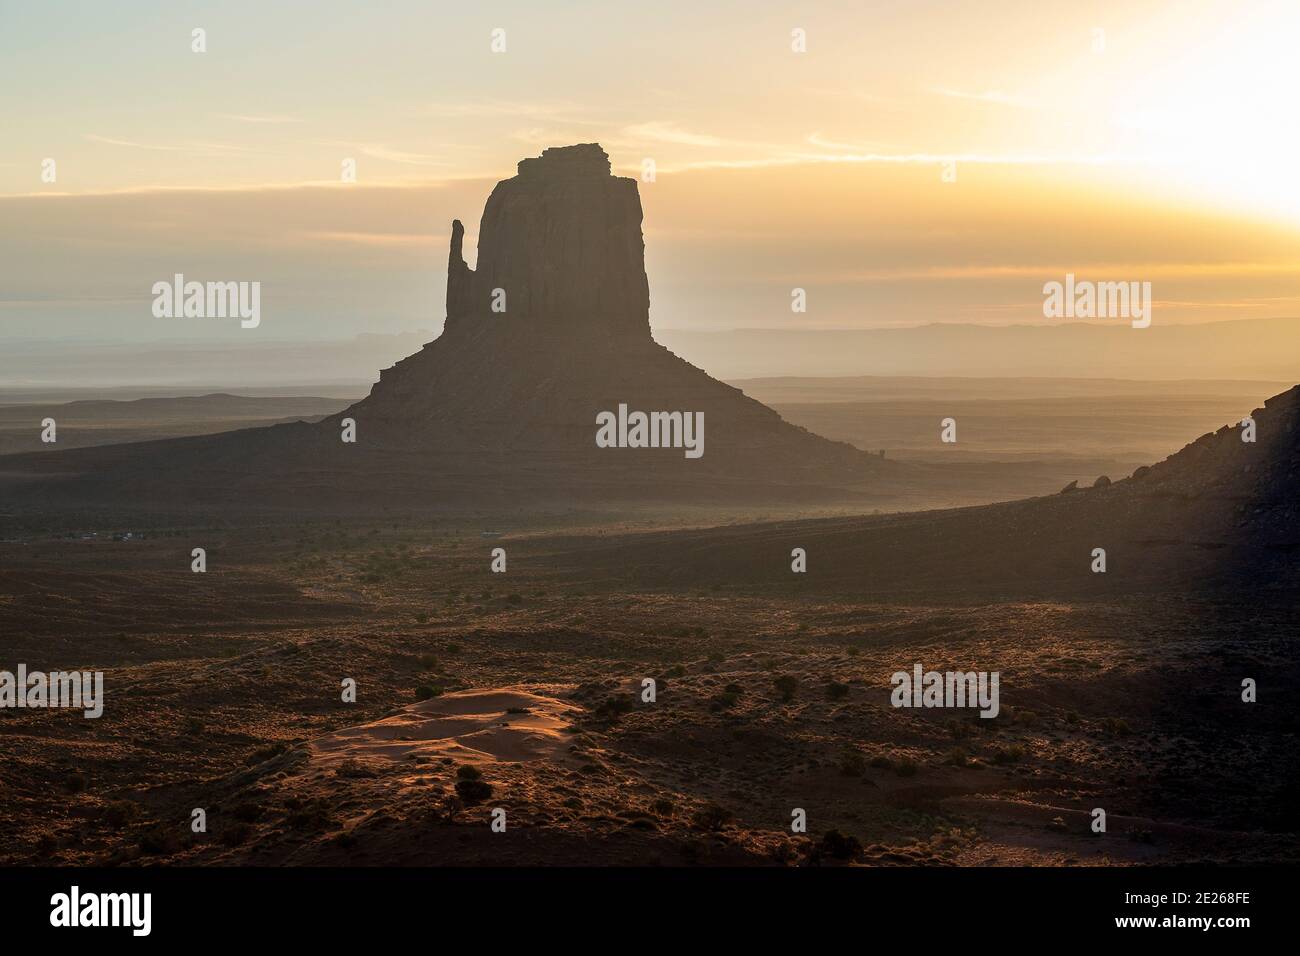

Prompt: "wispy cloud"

[356,144,450,167]
[806,132,882,152]
[84,134,257,155]
[216,113,303,125]
[422,99,603,123]
[623,122,723,147]
[932,87,1030,108]
[295,230,439,247]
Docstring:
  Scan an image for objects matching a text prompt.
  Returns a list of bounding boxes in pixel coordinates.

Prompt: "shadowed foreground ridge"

[550,384,1300,598]
[1,144,884,512]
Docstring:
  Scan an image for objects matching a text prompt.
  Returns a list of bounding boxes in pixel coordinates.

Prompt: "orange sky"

[3,0,1300,343]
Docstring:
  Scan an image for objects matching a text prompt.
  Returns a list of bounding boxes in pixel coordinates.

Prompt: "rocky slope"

[543,385,1300,598]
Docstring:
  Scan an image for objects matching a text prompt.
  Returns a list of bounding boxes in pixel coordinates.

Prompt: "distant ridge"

[656,317,1300,380]
[550,384,1300,598]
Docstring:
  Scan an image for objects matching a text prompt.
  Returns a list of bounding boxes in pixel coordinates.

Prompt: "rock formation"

[308,143,882,500]
[3,144,888,513]
[444,144,649,343]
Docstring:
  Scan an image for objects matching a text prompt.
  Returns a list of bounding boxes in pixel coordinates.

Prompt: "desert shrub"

[944,747,968,767]
[454,779,493,804]
[594,695,634,720]
[286,799,336,831]
[335,758,379,779]
[414,685,441,701]
[992,744,1025,764]
[690,803,733,832]
[438,793,465,822]
[650,798,675,817]
[869,754,894,769]
[231,802,264,823]
[773,675,799,702]
[220,823,253,847]
[839,750,866,777]
[138,826,178,855]
[826,681,850,701]
[817,829,862,860]
[246,742,288,766]
[946,718,974,740]
[1013,709,1040,728]
[102,800,140,827]
[1104,717,1133,736]
[711,683,743,710]
[455,764,482,781]
[894,755,918,777]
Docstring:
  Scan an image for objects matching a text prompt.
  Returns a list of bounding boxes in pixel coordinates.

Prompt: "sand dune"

[310,687,578,772]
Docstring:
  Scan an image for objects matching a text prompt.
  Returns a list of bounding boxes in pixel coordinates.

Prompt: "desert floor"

[2,518,1294,866]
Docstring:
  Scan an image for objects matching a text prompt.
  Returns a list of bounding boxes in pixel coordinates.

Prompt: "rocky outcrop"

[325,143,884,499]
[2,144,889,512]
[444,144,650,344]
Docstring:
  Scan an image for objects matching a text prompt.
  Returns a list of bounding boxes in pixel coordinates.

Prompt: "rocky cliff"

[444,144,650,344]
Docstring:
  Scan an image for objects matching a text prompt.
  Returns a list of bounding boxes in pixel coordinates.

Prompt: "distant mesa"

[1,144,886,513]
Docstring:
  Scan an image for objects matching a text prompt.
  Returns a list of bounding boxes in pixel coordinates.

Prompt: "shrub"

[220,823,253,847]
[992,744,1025,764]
[817,829,862,860]
[335,758,379,779]
[773,675,799,702]
[246,742,288,766]
[138,826,178,855]
[691,803,733,832]
[102,800,139,827]
[454,779,493,804]
[839,750,866,776]
[595,695,634,720]
[826,681,850,701]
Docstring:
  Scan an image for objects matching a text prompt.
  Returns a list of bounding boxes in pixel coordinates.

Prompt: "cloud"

[422,99,602,123]
[623,122,724,147]
[216,113,303,124]
[356,145,450,167]
[932,87,1030,108]
[84,134,257,155]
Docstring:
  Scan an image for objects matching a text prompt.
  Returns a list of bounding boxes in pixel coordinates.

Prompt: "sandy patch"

[310,686,579,770]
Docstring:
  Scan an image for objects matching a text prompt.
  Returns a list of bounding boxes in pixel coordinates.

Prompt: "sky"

[3,0,1300,353]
